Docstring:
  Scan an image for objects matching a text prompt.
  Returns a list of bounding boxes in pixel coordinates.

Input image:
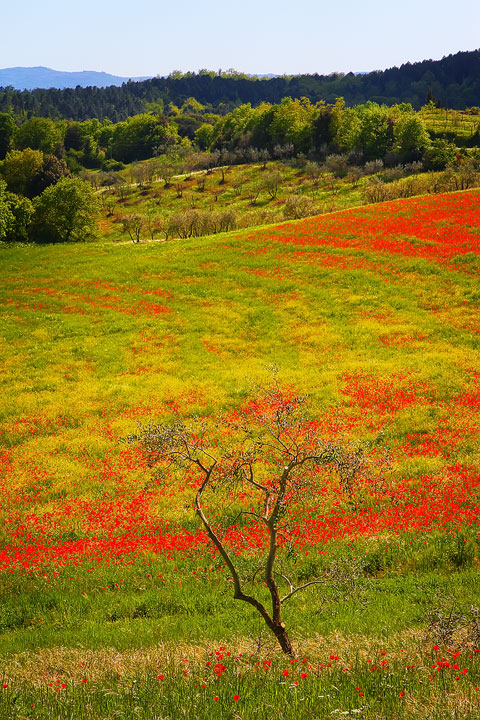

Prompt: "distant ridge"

[1,50,479,120]
[0,66,153,90]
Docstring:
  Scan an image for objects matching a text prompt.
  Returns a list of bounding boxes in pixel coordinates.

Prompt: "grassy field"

[419,106,480,142]
[0,189,479,718]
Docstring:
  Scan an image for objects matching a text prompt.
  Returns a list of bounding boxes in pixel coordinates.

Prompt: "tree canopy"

[31,177,99,243]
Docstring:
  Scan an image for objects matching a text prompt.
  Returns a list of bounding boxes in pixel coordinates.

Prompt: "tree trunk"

[272,621,293,654]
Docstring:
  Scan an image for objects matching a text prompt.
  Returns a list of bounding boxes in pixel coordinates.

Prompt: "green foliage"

[423,139,458,170]
[269,97,315,153]
[28,153,69,197]
[15,116,63,154]
[5,192,34,241]
[111,114,178,163]
[2,148,43,196]
[194,123,215,150]
[1,50,480,122]
[355,103,393,160]
[393,114,431,161]
[31,177,99,243]
[0,112,16,160]
[0,179,15,240]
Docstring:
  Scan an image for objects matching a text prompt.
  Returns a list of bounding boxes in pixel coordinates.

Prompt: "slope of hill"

[0,191,478,718]
[1,49,479,120]
[0,66,153,90]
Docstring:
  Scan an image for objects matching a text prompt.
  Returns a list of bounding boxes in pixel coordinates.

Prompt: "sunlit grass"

[0,189,479,717]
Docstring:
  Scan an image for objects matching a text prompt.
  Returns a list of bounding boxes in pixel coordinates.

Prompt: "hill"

[0,190,479,717]
[0,66,152,91]
[1,49,479,120]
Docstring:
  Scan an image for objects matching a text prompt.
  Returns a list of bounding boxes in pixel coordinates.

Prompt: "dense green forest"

[2,99,479,173]
[0,50,479,121]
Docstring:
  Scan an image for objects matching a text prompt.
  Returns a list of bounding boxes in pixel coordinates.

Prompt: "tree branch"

[281,578,327,604]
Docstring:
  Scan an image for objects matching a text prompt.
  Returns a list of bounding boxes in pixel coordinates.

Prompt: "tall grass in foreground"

[1,644,478,719]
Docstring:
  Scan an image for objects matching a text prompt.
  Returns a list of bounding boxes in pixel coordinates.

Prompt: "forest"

[0,49,479,122]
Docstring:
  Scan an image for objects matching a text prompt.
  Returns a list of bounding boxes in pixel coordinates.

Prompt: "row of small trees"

[113,150,480,243]
[121,207,238,243]
[362,159,480,204]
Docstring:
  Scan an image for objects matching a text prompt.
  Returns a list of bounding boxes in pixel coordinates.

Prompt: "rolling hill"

[0,190,479,718]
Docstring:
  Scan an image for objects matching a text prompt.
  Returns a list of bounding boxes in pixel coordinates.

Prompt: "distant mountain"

[0,66,153,90]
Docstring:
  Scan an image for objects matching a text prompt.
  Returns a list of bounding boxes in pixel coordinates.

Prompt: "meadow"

[0,189,479,718]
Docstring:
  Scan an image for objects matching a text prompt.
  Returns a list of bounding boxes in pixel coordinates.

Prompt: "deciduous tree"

[32,177,99,243]
[129,382,388,654]
[15,117,62,155]
[121,213,144,243]
[2,148,43,196]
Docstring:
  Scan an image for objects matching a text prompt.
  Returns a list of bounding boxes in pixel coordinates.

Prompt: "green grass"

[0,190,479,718]
[420,106,480,141]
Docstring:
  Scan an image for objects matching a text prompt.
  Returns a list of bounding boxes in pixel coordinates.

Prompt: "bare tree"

[144,201,162,240]
[129,163,149,190]
[361,176,389,204]
[121,213,144,243]
[347,166,364,189]
[104,191,116,217]
[264,169,283,199]
[158,162,175,188]
[283,193,315,220]
[115,181,130,201]
[259,149,271,171]
[248,182,263,206]
[207,150,221,174]
[232,175,246,197]
[129,381,388,654]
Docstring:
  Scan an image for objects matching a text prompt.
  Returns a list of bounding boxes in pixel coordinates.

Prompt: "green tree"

[64,123,84,151]
[32,177,99,243]
[111,114,178,163]
[6,192,34,242]
[181,97,206,114]
[269,97,315,153]
[393,115,430,162]
[355,103,393,160]
[28,154,69,197]
[0,179,14,241]
[194,123,215,150]
[0,113,16,160]
[2,148,44,196]
[330,99,361,153]
[423,139,457,170]
[15,117,62,154]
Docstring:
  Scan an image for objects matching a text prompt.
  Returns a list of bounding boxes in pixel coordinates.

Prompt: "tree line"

[2,98,478,173]
[0,50,479,122]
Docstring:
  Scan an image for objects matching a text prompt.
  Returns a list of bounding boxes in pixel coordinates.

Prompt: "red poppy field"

[0,190,479,718]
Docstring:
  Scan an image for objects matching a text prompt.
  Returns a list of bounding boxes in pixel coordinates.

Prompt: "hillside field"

[0,190,479,719]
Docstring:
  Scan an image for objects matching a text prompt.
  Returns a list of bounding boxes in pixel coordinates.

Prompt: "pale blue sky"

[2,0,479,77]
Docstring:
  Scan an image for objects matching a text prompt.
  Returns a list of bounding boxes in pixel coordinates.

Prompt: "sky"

[2,0,479,77]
